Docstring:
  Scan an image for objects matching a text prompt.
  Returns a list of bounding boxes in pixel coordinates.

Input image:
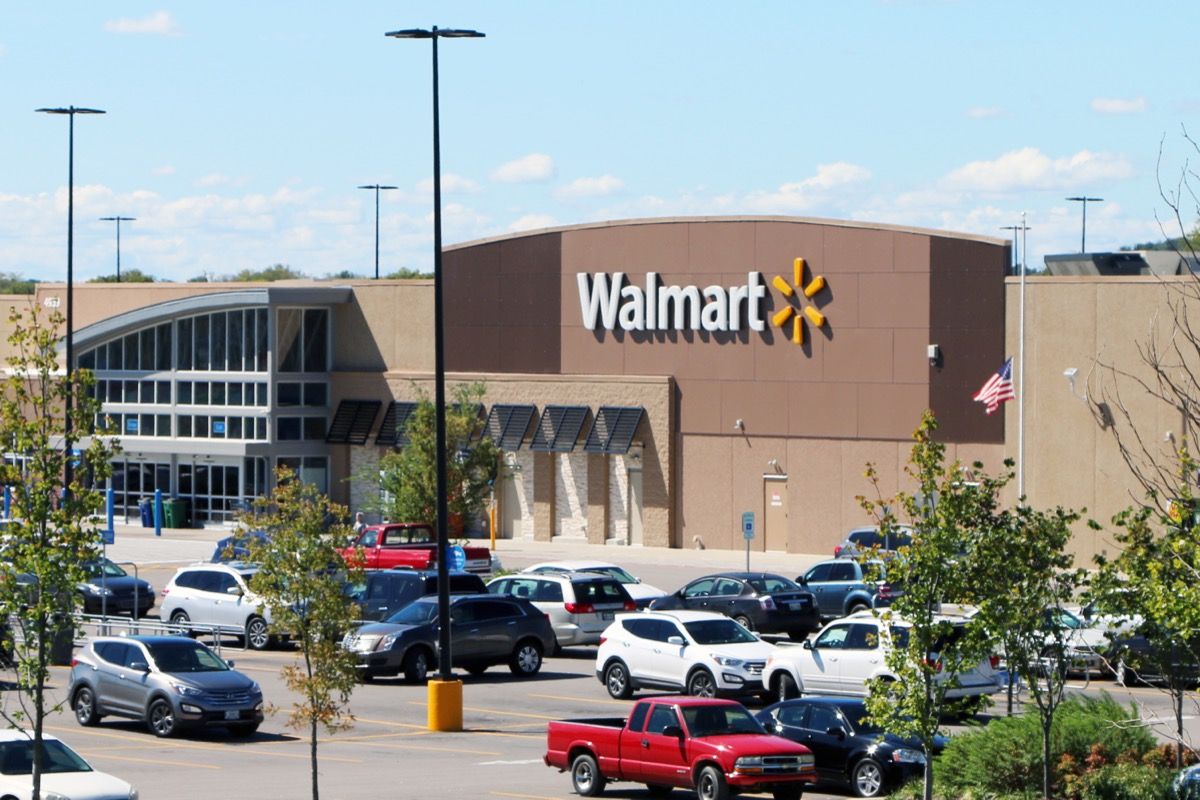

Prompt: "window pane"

[124,380,138,402]
[211,312,226,371]
[212,382,226,405]
[195,382,210,405]
[178,464,192,494]
[177,318,193,370]
[194,315,210,371]
[256,418,266,439]
[124,334,139,371]
[304,383,327,407]
[228,417,243,439]
[195,415,209,438]
[95,345,108,370]
[141,414,155,436]
[178,381,192,404]
[178,416,192,437]
[278,417,301,440]
[228,383,243,406]
[303,417,327,440]
[256,383,268,407]
[157,381,171,404]
[255,309,268,371]
[157,415,170,437]
[140,380,154,403]
[79,349,95,371]
[277,309,302,372]
[156,323,172,370]
[227,311,243,371]
[225,467,238,497]
[211,417,226,438]
[303,309,328,372]
[195,465,209,495]
[108,340,123,371]
[140,329,154,371]
[124,415,139,435]
[243,310,255,372]
[277,382,301,406]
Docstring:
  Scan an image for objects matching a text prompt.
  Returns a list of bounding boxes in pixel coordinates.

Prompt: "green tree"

[231,264,307,281]
[244,467,363,800]
[0,273,37,294]
[88,269,156,283]
[0,306,116,800]
[384,267,433,279]
[857,412,1000,800]
[324,270,364,280]
[377,383,498,532]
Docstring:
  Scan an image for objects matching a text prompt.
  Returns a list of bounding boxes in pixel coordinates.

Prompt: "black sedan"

[756,697,945,798]
[649,572,820,639]
[1113,634,1200,687]
[78,559,154,617]
[339,594,556,682]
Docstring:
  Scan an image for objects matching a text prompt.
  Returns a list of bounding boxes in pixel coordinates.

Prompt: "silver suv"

[160,564,274,650]
[69,636,264,738]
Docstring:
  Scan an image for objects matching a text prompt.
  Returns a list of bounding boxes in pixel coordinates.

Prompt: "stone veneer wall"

[554,452,589,539]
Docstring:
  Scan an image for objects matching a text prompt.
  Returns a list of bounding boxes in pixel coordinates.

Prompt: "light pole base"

[427,678,463,731]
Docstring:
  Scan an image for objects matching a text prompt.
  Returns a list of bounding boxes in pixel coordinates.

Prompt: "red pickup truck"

[339,523,493,574]
[545,697,815,800]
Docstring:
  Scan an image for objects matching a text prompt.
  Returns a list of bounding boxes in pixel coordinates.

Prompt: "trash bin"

[163,498,189,529]
[138,498,153,528]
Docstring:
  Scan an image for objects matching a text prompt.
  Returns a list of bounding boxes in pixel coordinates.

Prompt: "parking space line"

[490,792,567,800]
[77,750,221,770]
[351,717,430,731]
[406,702,552,722]
[528,692,628,706]
[324,740,502,756]
[45,724,363,764]
[319,731,432,743]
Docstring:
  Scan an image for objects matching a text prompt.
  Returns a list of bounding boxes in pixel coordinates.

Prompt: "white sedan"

[521,560,667,607]
[0,730,137,799]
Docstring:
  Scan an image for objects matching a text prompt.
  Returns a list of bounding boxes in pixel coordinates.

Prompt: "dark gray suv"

[799,559,899,620]
[69,636,264,738]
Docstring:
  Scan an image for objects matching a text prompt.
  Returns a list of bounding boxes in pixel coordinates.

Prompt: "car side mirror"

[226,586,243,596]
[661,725,684,738]
[803,640,813,650]
[827,726,846,740]
[797,575,808,586]
[129,661,149,672]
[225,660,235,668]
[667,636,685,646]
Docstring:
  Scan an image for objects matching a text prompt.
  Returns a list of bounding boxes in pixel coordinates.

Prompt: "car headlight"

[84,583,114,596]
[713,655,744,668]
[250,681,261,695]
[130,788,139,800]
[735,756,763,769]
[378,632,400,650]
[45,792,70,800]
[891,748,926,764]
[171,682,203,697]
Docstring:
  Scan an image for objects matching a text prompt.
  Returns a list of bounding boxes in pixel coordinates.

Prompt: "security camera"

[1063,367,1078,380]
[734,419,745,431]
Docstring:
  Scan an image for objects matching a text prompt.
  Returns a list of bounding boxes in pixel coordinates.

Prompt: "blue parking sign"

[742,512,755,541]
[448,545,467,571]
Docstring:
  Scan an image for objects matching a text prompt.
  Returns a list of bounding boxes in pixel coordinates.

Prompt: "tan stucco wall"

[1005,275,1196,563]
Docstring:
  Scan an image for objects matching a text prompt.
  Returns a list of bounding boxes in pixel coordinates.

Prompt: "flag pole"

[1017,211,1027,499]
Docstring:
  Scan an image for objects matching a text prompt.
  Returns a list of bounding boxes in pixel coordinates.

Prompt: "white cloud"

[103,11,181,36]
[152,165,176,177]
[555,175,625,199]
[415,173,480,194]
[491,153,554,183]
[966,106,1004,119]
[1091,96,1148,115]
[941,147,1134,193]
[742,162,872,212]
[508,214,558,232]
[196,173,232,188]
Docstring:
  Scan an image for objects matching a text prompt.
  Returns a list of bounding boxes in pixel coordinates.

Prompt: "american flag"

[972,357,1015,415]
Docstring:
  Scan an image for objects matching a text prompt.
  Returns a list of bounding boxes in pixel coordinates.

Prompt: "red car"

[339,523,492,574]
[545,696,815,800]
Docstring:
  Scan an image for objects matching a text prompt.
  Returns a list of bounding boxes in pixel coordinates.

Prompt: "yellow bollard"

[427,678,463,731]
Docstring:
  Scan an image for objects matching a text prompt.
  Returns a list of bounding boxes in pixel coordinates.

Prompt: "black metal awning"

[326,400,382,445]
[484,404,537,450]
[375,401,419,447]
[584,406,645,455]
[530,405,592,453]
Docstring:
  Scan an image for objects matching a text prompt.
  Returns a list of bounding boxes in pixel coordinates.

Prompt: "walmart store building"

[10,216,1010,554]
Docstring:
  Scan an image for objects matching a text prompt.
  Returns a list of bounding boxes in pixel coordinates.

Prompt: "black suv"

[341,594,557,682]
[346,569,487,622]
[649,572,820,640]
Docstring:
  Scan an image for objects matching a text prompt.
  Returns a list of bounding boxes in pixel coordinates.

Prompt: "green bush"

[1077,763,1175,800]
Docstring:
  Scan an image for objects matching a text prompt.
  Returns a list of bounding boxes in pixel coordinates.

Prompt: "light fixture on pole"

[99,215,136,282]
[1017,211,1028,499]
[357,184,397,279]
[1066,196,1103,253]
[37,105,106,488]
[387,24,484,727]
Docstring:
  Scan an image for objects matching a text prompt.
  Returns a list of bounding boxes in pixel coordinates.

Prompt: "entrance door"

[763,475,789,551]
[500,459,525,539]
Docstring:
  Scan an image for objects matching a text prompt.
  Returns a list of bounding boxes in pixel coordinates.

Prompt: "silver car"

[69,636,264,738]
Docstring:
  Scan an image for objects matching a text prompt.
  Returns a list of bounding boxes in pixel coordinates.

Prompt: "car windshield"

[684,619,758,644]
[585,566,638,584]
[387,601,438,626]
[146,641,229,673]
[746,575,801,593]
[1050,608,1084,630]
[85,560,127,579]
[0,739,92,775]
[682,705,765,737]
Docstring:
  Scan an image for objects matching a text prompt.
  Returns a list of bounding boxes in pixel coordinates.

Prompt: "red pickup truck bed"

[339,523,492,574]
[545,697,815,799]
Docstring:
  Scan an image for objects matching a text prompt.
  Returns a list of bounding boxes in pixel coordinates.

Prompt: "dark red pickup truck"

[545,697,815,800]
[338,523,493,574]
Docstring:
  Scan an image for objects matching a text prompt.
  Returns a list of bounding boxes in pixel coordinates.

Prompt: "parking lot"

[10,527,1196,799]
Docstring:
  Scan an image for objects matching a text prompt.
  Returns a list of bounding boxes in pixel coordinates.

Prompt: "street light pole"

[99,216,136,282]
[357,185,398,279]
[1066,196,1103,253]
[37,105,105,488]
[387,24,484,728]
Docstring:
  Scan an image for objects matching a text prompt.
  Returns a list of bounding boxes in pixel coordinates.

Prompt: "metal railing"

[73,614,251,655]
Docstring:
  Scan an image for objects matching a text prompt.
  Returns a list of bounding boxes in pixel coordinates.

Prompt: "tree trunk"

[1177,686,1185,770]
[306,645,319,800]
[1042,717,1053,800]
[924,758,933,800]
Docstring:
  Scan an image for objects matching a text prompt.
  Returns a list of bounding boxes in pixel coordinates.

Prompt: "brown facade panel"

[824,226,895,273]
[754,222,826,277]
[687,221,758,274]
[858,272,931,330]
[787,383,859,438]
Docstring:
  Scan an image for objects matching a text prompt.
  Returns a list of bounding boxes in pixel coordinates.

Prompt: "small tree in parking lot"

[857,412,1003,800]
[244,467,363,800]
[0,306,117,800]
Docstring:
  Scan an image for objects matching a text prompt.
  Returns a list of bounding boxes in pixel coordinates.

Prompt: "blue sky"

[2,2,1197,282]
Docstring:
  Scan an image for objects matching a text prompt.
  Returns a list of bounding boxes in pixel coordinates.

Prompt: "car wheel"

[571,752,606,797]
[73,686,100,726]
[228,723,259,738]
[169,610,192,635]
[244,616,270,651]
[851,757,886,797]
[464,664,489,676]
[787,630,809,642]
[695,764,730,800]
[403,647,432,684]
[848,601,870,615]
[772,788,803,800]
[646,783,674,797]
[774,672,800,701]
[509,639,543,676]
[147,698,178,738]
[733,614,754,631]
[687,669,718,698]
[605,661,633,700]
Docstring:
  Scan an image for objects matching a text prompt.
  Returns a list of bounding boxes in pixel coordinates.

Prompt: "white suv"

[762,611,1002,702]
[595,610,777,699]
[488,571,635,648]
[160,563,274,650]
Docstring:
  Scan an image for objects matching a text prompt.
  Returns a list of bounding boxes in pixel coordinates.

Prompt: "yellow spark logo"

[771,257,828,345]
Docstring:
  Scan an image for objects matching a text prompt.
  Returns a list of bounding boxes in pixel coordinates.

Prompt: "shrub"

[1076,763,1175,800]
